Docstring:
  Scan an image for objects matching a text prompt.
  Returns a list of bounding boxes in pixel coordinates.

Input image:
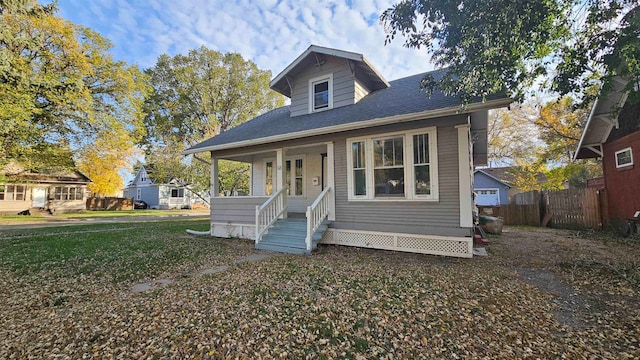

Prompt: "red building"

[575,77,640,224]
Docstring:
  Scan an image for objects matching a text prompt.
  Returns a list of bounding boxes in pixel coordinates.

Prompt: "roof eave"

[573,76,631,161]
[474,169,512,188]
[182,97,513,155]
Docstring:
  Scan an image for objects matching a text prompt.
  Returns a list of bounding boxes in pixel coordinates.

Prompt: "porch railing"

[305,186,332,251]
[255,188,287,244]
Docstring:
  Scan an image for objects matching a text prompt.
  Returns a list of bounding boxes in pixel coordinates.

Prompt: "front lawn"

[1,223,639,359]
[0,208,208,226]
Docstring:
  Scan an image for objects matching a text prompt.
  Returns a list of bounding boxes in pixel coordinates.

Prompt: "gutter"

[182,97,513,155]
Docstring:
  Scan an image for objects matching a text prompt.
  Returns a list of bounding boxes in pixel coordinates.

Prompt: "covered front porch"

[209,142,335,254]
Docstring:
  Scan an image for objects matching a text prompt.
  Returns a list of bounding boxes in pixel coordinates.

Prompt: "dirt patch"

[485,226,640,331]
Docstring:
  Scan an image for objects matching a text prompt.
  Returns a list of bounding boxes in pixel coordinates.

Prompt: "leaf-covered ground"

[1,223,639,359]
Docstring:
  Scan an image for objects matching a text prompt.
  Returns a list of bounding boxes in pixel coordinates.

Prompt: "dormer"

[270,45,390,117]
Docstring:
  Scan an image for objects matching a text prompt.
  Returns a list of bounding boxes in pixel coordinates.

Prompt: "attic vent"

[314,53,326,67]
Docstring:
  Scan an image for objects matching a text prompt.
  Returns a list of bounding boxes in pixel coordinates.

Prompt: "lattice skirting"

[211,223,256,240]
[319,229,473,258]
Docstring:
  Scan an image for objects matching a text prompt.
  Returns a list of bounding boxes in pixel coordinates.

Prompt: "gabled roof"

[270,45,390,98]
[3,166,91,184]
[574,76,631,160]
[475,166,547,186]
[184,70,512,155]
[474,169,512,188]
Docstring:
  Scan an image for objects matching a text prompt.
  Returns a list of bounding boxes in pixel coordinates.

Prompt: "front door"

[32,187,46,208]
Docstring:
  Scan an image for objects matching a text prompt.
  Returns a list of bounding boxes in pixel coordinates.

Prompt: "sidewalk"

[0,210,210,230]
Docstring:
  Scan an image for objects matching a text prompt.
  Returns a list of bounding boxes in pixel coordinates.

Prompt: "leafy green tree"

[0,0,148,182]
[380,0,639,105]
[534,96,589,163]
[142,46,284,192]
[488,103,542,166]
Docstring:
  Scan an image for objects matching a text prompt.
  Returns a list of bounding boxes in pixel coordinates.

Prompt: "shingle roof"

[185,69,510,154]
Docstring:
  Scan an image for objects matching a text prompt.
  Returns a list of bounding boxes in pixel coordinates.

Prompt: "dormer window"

[309,74,333,113]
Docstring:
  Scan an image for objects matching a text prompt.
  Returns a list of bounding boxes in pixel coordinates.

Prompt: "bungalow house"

[123,165,209,209]
[0,162,91,215]
[183,45,512,257]
[574,76,639,225]
[473,169,512,206]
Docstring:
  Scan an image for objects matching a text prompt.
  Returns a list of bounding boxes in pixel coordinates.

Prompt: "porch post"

[276,148,287,218]
[326,141,336,221]
[210,155,219,198]
[456,123,474,228]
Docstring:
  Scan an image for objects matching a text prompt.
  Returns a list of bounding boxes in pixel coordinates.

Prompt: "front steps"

[255,218,330,255]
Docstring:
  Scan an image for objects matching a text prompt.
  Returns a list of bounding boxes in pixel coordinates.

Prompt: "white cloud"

[57,0,434,80]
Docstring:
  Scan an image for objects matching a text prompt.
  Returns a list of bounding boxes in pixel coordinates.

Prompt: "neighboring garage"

[473,169,511,206]
[475,188,501,206]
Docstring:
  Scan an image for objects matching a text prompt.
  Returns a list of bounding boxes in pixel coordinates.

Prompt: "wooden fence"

[544,188,602,230]
[478,204,541,226]
[477,188,603,230]
[86,197,133,211]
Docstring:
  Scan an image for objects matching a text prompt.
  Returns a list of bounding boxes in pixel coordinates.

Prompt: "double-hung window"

[309,74,333,112]
[347,127,438,201]
[373,137,405,197]
[171,188,184,198]
[0,185,28,201]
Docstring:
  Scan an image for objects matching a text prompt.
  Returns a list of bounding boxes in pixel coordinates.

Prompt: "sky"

[56,0,435,82]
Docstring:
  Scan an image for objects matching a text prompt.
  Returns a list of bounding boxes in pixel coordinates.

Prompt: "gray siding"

[249,145,326,213]
[354,79,370,103]
[213,114,471,237]
[290,56,355,117]
[332,125,468,237]
[211,196,269,224]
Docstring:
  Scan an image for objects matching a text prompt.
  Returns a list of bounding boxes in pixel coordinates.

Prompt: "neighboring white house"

[122,166,209,210]
[0,162,91,215]
[183,45,512,257]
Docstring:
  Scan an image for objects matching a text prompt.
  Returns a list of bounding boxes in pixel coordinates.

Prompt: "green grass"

[0,219,230,283]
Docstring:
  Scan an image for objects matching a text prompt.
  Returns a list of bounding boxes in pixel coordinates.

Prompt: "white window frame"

[615,147,633,168]
[266,156,306,197]
[308,74,333,113]
[264,159,275,196]
[136,188,141,200]
[346,127,439,201]
[170,188,184,198]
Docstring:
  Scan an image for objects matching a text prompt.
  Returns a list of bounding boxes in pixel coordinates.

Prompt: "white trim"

[264,156,307,197]
[263,158,275,196]
[320,228,472,258]
[136,188,141,200]
[309,74,333,113]
[473,169,512,188]
[285,155,306,197]
[182,98,513,155]
[270,45,390,91]
[326,142,336,221]
[346,126,439,201]
[457,124,473,227]
[615,147,634,168]
[211,158,219,197]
